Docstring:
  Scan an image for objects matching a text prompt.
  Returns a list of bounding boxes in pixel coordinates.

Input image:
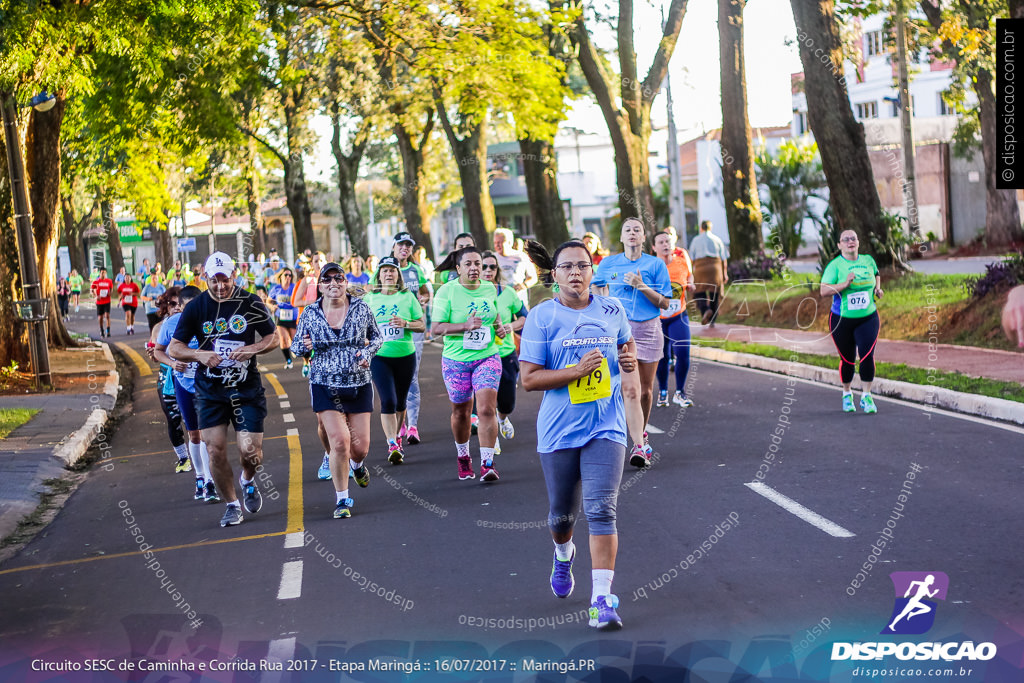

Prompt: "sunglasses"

[320,274,346,284]
[168,300,181,306]
[481,264,499,271]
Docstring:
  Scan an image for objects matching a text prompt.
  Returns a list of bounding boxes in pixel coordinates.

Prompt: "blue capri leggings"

[656,314,691,394]
[538,438,626,536]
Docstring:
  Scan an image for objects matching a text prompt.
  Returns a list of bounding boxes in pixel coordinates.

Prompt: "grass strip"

[0,408,40,440]
[697,340,1024,404]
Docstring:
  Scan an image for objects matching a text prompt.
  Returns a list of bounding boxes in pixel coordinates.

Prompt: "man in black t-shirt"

[168,252,279,528]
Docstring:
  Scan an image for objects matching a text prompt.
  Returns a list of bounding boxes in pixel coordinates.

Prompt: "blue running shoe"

[588,594,623,630]
[550,550,575,598]
[842,393,856,413]
[860,394,877,414]
[241,479,262,514]
[334,497,354,519]
[317,454,331,480]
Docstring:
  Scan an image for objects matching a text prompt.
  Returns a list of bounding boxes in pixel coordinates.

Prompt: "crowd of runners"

[108,218,892,632]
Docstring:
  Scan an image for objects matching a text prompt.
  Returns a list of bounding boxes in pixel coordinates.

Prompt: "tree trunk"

[519,137,569,249]
[394,113,435,259]
[330,105,368,258]
[573,1,690,238]
[282,156,315,254]
[153,217,173,267]
[977,55,1024,244]
[790,0,889,265]
[100,197,125,273]
[452,122,494,248]
[59,195,91,276]
[1012,0,1024,19]
[25,93,73,347]
[283,106,316,253]
[0,121,30,366]
[719,0,764,259]
[244,137,264,258]
[436,104,495,247]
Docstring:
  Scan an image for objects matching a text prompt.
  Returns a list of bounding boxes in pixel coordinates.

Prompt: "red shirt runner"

[118,281,140,307]
[91,278,114,305]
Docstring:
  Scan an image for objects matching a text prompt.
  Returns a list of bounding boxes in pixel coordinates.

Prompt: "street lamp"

[1,89,56,389]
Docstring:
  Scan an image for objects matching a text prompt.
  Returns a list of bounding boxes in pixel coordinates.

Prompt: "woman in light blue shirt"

[520,239,637,631]
[593,218,671,467]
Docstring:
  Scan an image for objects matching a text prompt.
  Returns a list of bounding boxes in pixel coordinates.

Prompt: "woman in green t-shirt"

[820,230,884,414]
[480,251,528,449]
[363,256,425,465]
[431,247,507,482]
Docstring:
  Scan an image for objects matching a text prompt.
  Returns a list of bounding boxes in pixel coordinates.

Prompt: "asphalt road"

[0,307,1021,682]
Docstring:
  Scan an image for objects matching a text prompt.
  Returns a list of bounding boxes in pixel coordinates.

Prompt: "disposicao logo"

[831,572,997,663]
[882,571,948,635]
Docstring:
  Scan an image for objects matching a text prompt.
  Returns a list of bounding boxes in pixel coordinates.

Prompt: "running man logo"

[881,571,949,635]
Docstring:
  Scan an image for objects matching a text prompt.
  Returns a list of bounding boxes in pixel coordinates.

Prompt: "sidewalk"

[691,322,1024,384]
[0,343,120,545]
[690,322,1024,424]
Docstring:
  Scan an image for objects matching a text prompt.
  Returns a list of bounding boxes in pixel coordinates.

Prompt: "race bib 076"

[846,291,870,311]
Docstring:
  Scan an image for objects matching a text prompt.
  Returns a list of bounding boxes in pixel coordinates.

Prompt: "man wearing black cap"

[391,232,431,444]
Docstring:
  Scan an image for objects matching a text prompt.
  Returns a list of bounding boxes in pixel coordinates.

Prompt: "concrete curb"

[691,347,1024,426]
[52,408,108,467]
[51,341,122,467]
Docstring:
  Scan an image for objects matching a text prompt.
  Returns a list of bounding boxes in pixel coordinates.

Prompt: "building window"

[938,91,953,116]
[864,30,883,57]
[855,101,878,119]
[794,111,808,135]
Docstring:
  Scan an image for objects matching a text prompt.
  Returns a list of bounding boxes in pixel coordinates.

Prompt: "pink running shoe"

[407,426,421,445]
[457,456,475,480]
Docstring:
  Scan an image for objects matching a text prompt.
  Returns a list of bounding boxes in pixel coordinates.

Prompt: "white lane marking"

[283,413,295,423]
[645,423,665,434]
[287,428,299,437]
[264,637,297,682]
[277,560,303,600]
[745,482,855,538]
[278,394,287,399]
[280,401,290,409]
[284,532,305,549]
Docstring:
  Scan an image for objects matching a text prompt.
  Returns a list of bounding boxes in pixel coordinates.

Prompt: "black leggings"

[497,353,520,416]
[829,311,879,384]
[158,390,186,448]
[370,353,417,414]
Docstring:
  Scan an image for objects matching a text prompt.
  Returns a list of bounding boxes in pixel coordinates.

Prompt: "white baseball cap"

[204,251,235,278]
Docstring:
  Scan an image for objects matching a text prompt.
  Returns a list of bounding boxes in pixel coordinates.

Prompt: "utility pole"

[895,3,920,241]
[665,70,688,248]
[1,91,51,388]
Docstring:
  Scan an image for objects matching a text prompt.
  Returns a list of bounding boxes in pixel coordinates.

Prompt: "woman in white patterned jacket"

[292,261,383,519]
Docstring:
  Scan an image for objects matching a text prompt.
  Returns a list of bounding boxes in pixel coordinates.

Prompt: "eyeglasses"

[320,274,346,284]
[168,300,181,306]
[839,236,859,243]
[481,264,499,271]
[554,262,593,274]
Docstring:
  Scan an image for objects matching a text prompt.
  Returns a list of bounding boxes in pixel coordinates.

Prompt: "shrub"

[728,249,790,281]
[965,251,1024,298]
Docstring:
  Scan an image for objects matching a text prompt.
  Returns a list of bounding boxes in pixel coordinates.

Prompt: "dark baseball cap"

[393,231,415,245]
[319,262,344,279]
[377,256,401,270]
